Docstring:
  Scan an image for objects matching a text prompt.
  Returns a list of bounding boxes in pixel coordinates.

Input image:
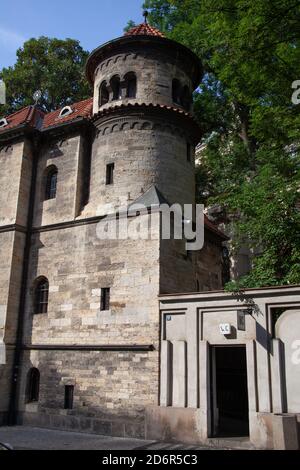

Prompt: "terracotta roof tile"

[124,22,165,38]
[42,98,93,129]
[0,106,45,133]
[0,98,93,134]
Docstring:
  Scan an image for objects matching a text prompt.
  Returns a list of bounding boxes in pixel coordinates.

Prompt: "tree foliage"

[143,0,300,288]
[0,37,91,114]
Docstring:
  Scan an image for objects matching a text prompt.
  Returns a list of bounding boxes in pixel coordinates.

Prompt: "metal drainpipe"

[8,131,40,425]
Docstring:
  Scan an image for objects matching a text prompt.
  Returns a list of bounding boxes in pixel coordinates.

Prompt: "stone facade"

[0,24,226,434]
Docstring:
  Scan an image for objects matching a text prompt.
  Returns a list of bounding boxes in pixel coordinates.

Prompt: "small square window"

[106,163,114,185]
[64,385,74,410]
[101,288,110,311]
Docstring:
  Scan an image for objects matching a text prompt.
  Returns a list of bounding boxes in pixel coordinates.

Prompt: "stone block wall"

[33,135,84,227]
[84,121,195,218]
[93,48,193,114]
[24,214,160,346]
[0,141,27,226]
[18,348,157,437]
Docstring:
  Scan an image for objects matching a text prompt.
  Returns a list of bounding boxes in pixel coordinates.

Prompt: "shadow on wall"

[18,349,149,439]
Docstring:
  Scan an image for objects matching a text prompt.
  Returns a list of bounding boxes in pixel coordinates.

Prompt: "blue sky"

[0,0,143,68]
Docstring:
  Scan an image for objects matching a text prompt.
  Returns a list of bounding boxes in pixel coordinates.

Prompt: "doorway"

[210,346,249,437]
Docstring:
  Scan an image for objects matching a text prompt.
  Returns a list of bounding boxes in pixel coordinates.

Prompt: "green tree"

[124,20,137,33]
[0,37,91,114]
[143,0,300,288]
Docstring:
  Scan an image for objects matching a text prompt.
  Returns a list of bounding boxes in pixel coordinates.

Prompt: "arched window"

[110,76,121,101]
[34,277,49,314]
[99,81,109,107]
[26,368,40,402]
[59,106,73,118]
[125,72,137,98]
[181,85,192,110]
[45,166,58,200]
[172,79,181,105]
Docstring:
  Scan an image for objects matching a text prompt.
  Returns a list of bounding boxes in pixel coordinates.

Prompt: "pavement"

[0,426,209,451]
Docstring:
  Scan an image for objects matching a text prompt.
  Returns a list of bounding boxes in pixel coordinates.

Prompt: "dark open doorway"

[210,345,249,437]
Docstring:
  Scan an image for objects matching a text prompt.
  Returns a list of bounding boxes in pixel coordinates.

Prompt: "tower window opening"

[106,163,114,185]
[64,385,74,410]
[111,76,121,101]
[101,288,110,311]
[99,81,109,107]
[125,72,137,98]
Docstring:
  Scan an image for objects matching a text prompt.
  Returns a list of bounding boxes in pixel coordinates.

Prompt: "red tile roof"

[0,105,45,132]
[42,98,93,129]
[0,98,93,134]
[124,22,165,38]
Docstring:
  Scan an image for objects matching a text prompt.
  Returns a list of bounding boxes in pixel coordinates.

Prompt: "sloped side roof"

[42,98,93,130]
[0,105,45,132]
[0,98,93,135]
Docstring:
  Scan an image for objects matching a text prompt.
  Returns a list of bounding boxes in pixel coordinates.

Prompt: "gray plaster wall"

[158,287,300,449]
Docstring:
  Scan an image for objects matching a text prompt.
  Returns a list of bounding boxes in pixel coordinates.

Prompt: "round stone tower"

[85,14,203,213]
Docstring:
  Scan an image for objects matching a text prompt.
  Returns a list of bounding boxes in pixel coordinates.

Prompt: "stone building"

[0,18,299,450]
[0,20,226,438]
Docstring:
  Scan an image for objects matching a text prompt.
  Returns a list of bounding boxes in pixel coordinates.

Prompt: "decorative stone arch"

[103,127,110,135]
[141,122,152,130]
[111,124,120,133]
[113,55,123,64]
[120,122,130,131]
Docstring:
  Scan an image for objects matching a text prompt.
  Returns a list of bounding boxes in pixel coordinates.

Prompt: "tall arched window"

[34,277,49,314]
[110,76,121,101]
[26,368,40,402]
[99,81,109,107]
[172,79,181,105]
[125,72,137,98]
[45,166,58,200]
